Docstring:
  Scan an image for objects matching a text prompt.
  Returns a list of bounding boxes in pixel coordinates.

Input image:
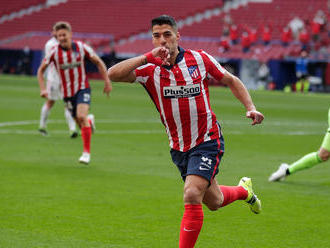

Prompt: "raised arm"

[89,54,112,96]
[108,46,169,83]
[37,61,49,98]
[108,55,144,83]
[221,71,264,125]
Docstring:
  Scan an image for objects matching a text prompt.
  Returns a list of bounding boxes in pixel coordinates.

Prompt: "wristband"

[144,52,163,65]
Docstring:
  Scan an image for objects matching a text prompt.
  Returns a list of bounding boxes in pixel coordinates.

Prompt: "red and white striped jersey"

[135,47,227,152]
[44,41,96,98]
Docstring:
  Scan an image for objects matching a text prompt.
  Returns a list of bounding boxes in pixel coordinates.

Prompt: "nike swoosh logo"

[184,227,196,232]
[199,166,210,171]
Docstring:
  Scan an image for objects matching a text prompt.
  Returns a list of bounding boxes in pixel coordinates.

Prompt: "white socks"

[65,107,76,132]
[40,103,76,133]
[39,103,50,129]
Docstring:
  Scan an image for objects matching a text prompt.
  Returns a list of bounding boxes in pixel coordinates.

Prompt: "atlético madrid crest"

[188,65,200,79]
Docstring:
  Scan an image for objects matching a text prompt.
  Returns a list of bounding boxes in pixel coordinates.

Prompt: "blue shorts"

[64,88,91,117]
[170,136,225,183]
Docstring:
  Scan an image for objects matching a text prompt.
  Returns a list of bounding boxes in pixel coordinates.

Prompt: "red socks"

[179,204,203,248]
[178,187,248,247]
[81,126,91,153]
[219,186,248,207]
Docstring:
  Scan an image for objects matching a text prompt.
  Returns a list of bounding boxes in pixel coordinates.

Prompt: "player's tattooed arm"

[108,55,147,83]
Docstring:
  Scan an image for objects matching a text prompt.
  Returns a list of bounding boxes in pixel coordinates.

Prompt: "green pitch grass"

[0,74,329,247]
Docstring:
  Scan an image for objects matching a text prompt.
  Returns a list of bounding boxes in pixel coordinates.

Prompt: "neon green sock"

[288,152,323,174]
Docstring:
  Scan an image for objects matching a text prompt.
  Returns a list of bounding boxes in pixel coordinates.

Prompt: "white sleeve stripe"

[136,76,149,84]
[136,64,154,84]
[44,49,56,65]
[136,63,154,70]
[81,42,96,58]
[201,51,226,74]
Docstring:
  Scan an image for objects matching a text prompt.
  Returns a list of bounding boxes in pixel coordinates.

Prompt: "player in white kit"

[38,30,78,138]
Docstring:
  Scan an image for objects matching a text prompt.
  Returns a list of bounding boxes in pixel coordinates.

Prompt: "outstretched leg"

[203,177,260,213]
[203,178,247,210]
[269,135,330,182]
[269,109,330,182]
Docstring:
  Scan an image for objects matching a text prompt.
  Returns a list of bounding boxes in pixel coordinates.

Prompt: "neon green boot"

[238,177,262,214]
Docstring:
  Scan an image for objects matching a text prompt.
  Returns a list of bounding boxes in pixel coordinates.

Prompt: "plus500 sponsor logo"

[163,84,200,99]
[60,61,82,70]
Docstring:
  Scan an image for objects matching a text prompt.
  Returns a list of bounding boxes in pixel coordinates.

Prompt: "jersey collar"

[162,46,185,70]
[59,41,76,51]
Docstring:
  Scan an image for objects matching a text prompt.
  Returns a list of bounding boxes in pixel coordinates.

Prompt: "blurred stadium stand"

[0,0,45,17]
[0,0,220,48]
[0,0,329,91]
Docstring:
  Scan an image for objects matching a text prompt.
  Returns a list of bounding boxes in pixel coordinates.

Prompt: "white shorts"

[46,80,62,101]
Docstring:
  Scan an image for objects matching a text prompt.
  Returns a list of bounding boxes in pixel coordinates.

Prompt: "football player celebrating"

[108,15,264,248]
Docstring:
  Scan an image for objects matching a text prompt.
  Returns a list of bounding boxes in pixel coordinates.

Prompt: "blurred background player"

[109,15,264,248]
[269,107,330,182]
[37,21,112,164]
[38,27,78,138]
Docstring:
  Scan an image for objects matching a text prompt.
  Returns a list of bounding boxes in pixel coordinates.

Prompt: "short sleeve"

[200,50,227,81]
[44,42,52,57]
[134,64,155,84]
[44,38,57,57]
[43,48,55,65]
[82,43,96,59]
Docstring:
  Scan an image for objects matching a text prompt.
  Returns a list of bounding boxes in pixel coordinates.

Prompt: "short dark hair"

[151,15,177,30]
[53,21,72,32]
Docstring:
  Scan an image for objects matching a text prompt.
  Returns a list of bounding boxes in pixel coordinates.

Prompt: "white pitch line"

[0,120,39,127]
[0,119,325,127]
[0,129,164,135]
[0,119,325,137]
[0,129,323,136]
[0,119,160,127]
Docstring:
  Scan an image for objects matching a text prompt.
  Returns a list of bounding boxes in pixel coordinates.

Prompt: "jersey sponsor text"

[163,84,201,98]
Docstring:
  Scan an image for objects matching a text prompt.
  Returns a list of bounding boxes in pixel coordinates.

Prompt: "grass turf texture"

[0,74,329,247]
